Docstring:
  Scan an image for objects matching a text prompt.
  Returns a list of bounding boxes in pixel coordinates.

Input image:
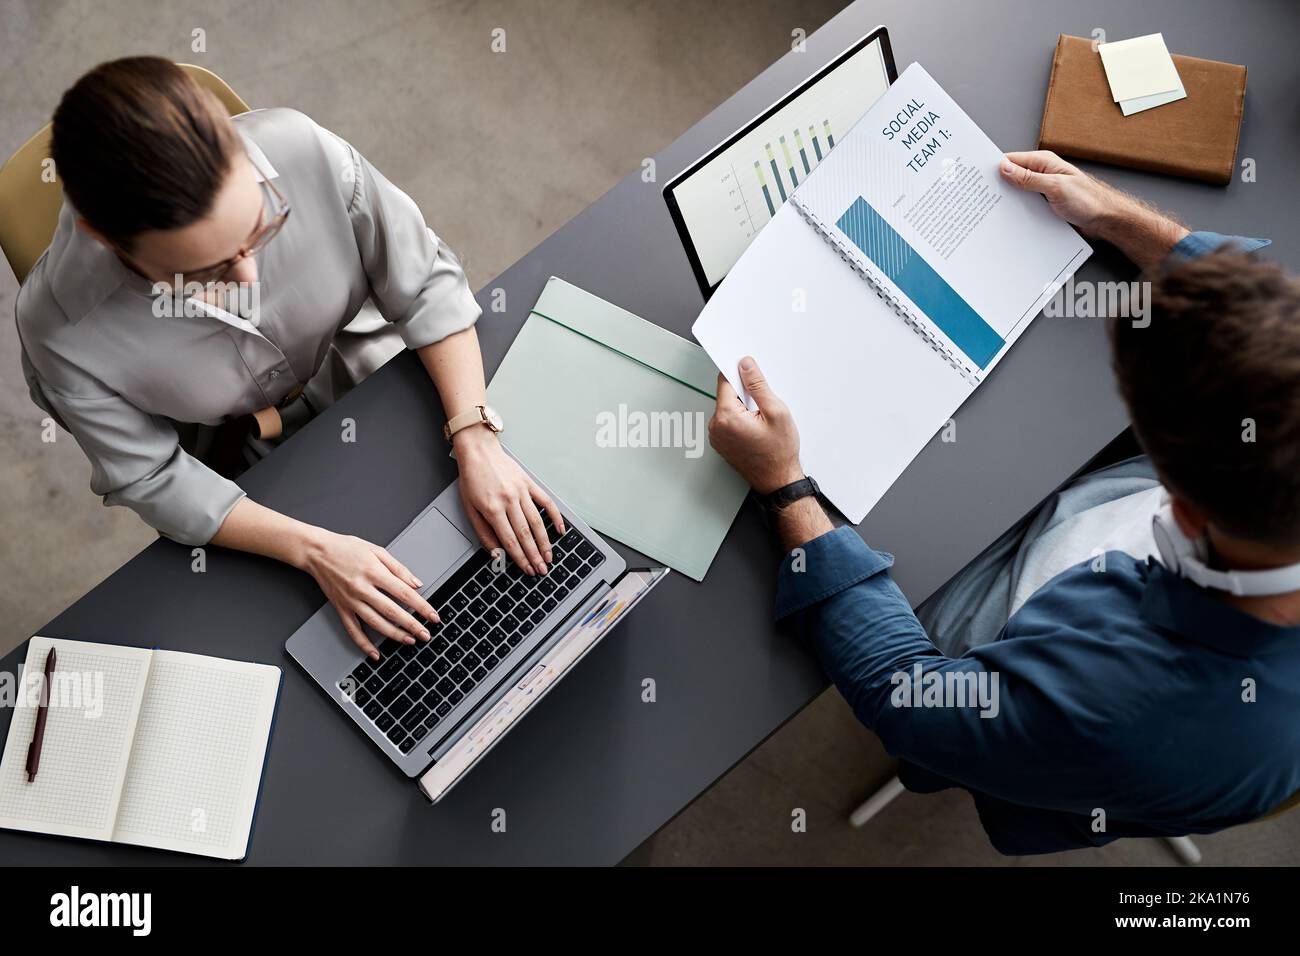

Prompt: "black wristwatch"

[759,476,821,515]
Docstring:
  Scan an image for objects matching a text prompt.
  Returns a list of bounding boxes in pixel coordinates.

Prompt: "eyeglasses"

[159,154,291,286]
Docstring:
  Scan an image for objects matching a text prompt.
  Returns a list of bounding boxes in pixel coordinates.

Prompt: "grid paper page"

[113,651,279,860]
[0,637,152,841]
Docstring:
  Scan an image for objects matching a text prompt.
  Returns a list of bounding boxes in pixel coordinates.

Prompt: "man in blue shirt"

[707,150,1300,854]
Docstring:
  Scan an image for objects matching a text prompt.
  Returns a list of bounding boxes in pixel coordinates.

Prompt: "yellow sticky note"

[1098,33,1182,103]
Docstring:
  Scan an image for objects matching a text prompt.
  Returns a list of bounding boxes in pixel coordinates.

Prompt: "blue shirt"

[775,230,1298,855]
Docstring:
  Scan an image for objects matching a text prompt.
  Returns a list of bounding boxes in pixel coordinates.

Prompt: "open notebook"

[0,637,280,860]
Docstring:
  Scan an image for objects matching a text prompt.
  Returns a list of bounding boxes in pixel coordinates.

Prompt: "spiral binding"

[789,194,976,386]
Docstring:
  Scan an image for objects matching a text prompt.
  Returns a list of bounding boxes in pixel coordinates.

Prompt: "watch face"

[483,406,504,432]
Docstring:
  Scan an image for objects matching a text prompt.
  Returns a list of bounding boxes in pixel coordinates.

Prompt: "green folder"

[487,277,748,581]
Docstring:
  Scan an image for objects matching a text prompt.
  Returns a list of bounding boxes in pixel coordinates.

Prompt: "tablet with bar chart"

[664,27,896,298]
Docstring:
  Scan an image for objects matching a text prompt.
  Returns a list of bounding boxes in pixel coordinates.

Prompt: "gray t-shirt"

[917,455,1163,656]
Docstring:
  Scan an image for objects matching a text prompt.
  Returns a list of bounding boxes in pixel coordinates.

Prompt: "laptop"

[286,459,667,802]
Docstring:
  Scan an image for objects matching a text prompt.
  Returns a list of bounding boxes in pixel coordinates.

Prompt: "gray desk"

[2,0,1296,865]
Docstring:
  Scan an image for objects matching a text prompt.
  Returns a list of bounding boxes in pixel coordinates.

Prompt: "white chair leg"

[849,775,906,828]
[1164,835,1202,864]
[849,776,1205,864]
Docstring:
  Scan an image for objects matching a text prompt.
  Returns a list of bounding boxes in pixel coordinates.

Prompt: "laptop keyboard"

[339,515,605,755]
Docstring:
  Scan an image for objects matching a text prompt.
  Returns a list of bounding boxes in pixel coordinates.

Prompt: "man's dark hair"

[50,56,241,250]
[1112,248,1300,547]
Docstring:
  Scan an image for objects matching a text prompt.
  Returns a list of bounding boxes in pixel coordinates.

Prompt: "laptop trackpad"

[387,505,474,591]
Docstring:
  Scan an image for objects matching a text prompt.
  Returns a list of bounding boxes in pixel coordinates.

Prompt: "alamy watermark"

[1,665,104,719]
[150,275,261,324]
[1044,275,1151,328]
[595,404,706,459]
[50,886,150,936]
[890,663,1000,718]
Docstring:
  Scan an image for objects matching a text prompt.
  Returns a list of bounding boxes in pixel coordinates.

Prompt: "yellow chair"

[0,63,250,284]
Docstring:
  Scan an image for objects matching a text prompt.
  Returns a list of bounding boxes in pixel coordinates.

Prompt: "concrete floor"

[2,0,1296,866]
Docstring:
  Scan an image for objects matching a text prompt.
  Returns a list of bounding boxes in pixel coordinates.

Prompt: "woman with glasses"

[17,57,564,661]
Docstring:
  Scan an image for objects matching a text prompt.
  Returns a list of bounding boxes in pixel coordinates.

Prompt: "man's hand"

[453,424,564,576]
[1000,150,1189,270]
[708,356,804,493]
[998,150,1125,235]
[709,357,833,550]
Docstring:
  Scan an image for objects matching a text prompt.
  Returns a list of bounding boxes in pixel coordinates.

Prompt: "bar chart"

[664,34,889,289]
[740,117,839,233]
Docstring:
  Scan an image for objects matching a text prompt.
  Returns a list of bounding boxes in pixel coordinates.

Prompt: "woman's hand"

[452,424,565,575]
[299,528,440,661]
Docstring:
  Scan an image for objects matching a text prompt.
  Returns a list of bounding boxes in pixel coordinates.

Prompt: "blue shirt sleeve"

[1169,230,1270,261]
[774,530,1140,815]
[775,528,949,728]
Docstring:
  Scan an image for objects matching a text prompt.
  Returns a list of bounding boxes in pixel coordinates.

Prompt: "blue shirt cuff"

[1169,230,1271,261]
[774,526,894,621]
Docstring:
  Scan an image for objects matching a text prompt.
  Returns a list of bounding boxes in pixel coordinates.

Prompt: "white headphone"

[1152,501,1300,597]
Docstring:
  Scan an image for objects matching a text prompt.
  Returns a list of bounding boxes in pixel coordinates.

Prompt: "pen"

[25,647,56,783]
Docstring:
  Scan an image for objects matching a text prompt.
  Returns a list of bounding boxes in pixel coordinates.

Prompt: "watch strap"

[444,406,489,442]
[761,476,821,512]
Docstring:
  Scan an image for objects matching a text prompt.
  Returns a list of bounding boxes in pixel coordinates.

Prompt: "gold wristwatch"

[443,404,505,442]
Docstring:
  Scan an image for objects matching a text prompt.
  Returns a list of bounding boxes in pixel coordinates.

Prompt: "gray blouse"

[16,108,481,544]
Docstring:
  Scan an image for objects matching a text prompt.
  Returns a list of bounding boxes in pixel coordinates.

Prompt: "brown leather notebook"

[1038,34,1246,185]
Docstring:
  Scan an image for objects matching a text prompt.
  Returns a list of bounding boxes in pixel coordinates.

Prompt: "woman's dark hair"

[50,56,241,250]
